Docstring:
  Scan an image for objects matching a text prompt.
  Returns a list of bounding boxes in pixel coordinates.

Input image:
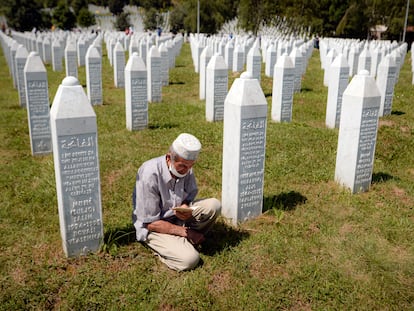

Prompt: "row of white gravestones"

[50,76,103,257]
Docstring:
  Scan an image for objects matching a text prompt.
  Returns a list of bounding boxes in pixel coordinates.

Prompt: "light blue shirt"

[132,155,198,241]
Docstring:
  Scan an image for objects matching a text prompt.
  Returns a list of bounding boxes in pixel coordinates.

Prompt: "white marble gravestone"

[222,71,268,225]
[224,40,234,70]
[376,54,397,117]
[85,45,103,105]
[158,43,169,86]
[326,54,350,129]
[65,40,78,78]
[199,46,213,100]
[42,37,51,64]
[323,48,337,87]
[206,53,228,122]
[125,52,148,131]
[52,39,63,72]
[265,43,277,77]
[232,44,245,72]
[50,76,103,257]
[335,70,381,193]
[147,45,162,103]
[246,44,262,81]
[15,44,28,108]
[114,41,125,88]
[24,51,52,156]
[289,47,304,93]
[271,53,295,122]
[357,47,371,75]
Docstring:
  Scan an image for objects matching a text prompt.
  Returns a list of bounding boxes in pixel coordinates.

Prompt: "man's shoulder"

[138,155,166,177]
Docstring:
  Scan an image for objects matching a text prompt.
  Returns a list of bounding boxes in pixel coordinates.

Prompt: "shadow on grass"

[148,122,179,130]
[262,191,307,212]
[102,221,249,257]
[169,81,185,85]
[372,172,393,184]
[264,92,272,98]
[103,224,136,250]
[301,87,313,92]
[391,110,405,116]
[201,220,250,256]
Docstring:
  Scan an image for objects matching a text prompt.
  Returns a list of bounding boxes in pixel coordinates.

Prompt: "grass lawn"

[0,37,413,310]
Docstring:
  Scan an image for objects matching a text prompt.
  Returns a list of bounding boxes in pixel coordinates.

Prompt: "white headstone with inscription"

[376,54,397,116]
[265,43,277,77]
[271,53,294,122]
[246,44,262,81]
[114,41,125,88]
[335,70,381,193]
[222,71,268,225]
[65,40,78,78]
[158,43,169,86]
[232,44,244,72]
[15,44,28,108]
[147,45,162,103]
[50,76,103,257]
[125,52,148,131]
[199,46,213,100]
[206,53,228,122]
[24,51,52,156]
[326,54,350,128]
[85,45,103,105]
[52,39,63,72]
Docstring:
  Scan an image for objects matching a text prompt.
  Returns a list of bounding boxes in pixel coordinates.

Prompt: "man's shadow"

[102,220,250,257]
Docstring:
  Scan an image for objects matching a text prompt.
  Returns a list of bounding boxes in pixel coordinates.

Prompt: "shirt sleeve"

[134,167,162,224]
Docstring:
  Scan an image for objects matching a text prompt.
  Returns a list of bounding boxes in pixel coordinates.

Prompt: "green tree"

[114,11,130,30]
[2,0,44,31]
[108,0,125,15]
[52,0,76,30]
[77,7,96,28]
[71,0,88,15]
[143,7,158,30]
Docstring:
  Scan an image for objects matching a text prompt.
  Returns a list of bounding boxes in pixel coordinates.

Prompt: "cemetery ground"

[1,41,414,310]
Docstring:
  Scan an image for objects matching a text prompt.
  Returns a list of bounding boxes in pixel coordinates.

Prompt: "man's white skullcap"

[172,133,201,160]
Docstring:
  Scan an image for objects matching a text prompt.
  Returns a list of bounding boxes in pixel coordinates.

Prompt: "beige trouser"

[145,198,221,271]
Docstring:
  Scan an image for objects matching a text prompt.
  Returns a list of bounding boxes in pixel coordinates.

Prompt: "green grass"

[1,39,414,310]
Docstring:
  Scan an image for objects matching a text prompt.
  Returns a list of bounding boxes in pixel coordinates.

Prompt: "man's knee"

[167,248,200,271]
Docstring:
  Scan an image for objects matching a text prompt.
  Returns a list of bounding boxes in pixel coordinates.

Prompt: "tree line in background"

[0,0,411,41]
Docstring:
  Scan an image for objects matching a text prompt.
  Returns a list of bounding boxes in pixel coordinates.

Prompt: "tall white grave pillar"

[114,41,125,88]
[265,43,277,77]
[224,40,234,70]
[125,52,148,131]
[290,47,304,93]
[206,53,228,122]
[199,46,213,100]
[376,54,397,116]
[85,45,103,105]
[50,76,103,257]
[232,44,245,72]
[65,40,78,78]
[323,48,337,87]
[158,43,169,86]
[52,39,63,72]
[326,54,350,129]
[24,51,52,156]
[222,72,268,225]
[147,45,162,103]
[246,45,261,81]
[15,44,28,108]
[335,70,381,193]
[357,47,371,75]
[271,53,295,122]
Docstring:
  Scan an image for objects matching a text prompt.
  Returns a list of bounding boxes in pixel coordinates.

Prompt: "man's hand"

[173,204,193,221]
[186,228,205,245]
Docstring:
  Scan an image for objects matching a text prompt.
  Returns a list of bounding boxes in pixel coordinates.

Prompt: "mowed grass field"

[0,37,413,310]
